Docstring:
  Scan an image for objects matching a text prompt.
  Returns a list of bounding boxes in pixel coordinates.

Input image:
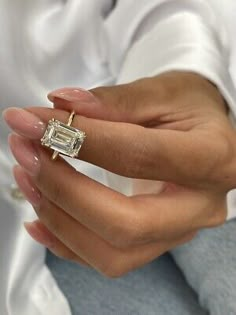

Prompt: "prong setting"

[41,119,86,158]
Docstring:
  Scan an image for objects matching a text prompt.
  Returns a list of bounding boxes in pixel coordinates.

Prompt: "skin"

[3,71,236,278]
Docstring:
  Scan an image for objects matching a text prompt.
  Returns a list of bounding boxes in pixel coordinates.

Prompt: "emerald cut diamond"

[41,119,86,158]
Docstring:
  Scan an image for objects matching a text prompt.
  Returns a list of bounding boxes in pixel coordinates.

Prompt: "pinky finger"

[24,219,90,267]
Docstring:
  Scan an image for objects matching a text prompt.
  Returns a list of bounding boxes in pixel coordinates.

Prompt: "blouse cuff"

[117,4,236,116]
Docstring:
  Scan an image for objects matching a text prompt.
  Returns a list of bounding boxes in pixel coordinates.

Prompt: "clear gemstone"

[41,119,86,158]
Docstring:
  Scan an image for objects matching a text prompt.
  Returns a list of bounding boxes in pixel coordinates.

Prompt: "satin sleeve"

[111,0,236,108]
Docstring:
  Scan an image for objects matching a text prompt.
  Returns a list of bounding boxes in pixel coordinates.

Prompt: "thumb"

[48,87,125,122]
[47,79,160,124]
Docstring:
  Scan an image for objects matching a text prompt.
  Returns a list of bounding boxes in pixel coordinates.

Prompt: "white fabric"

[0,0,236,314]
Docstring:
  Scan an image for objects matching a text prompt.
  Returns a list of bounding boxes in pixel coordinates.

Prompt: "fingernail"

[13,166,41,206]
[24,220,55,247]
[9,134,40,176]
[48,88,97,103]
[3,108,45,139]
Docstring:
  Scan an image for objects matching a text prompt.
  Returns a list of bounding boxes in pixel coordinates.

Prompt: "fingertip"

[47,88,71,102]
[52,97,73,109]
[13,164,23,178]
[47,87,88,103]
[24,220,54,247]
[2,107,20,123]
[47,94,54,103]
[24,221,37,235]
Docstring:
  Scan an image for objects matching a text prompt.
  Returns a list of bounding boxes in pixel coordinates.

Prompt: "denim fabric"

[46,220,236,314]
[46,252,207,315]
[171,219,236,315]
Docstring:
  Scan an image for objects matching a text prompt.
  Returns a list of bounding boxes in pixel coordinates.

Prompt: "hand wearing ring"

[4,72,236,277]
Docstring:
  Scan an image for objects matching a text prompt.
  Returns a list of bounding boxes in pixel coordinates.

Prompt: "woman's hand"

[3,72,236,277]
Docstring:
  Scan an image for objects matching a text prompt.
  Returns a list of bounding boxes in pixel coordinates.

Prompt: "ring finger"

[24,220,90,266]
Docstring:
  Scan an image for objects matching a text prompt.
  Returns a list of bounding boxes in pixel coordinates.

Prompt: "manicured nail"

[13,166,41,206]
[48,87,97,103]
[3,108,45,139]
[9,134,40,176]
[24,220,54,247]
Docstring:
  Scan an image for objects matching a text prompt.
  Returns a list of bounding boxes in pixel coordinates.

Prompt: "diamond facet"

[41,119,86,158]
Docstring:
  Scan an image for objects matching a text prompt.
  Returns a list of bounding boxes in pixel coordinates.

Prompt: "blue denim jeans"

[46,219,236,315]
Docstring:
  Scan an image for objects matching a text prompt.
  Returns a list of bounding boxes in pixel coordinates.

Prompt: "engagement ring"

[41,111,86,160]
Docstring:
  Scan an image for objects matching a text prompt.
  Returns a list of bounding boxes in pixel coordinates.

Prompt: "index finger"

[4,107,217,186]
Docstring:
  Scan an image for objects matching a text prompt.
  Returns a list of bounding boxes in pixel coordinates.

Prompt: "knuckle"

[182,231,198,244]
[102,266,125,279]
[206,131,234,186]
[119,129,154,179]
[108,229,133,249]
[136,76,169,101]
[213,134,232,167]
[100,255,129,279]
[195,193,227,229]
[210,209,227,227]
[219,135,236,187]
[50,248,76,261]
[109,214,146,249]
[205,205,227,228]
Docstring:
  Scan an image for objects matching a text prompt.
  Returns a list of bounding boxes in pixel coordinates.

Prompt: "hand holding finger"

[15,166,196,278]
[9,134,227,248]
[3,72,235,277]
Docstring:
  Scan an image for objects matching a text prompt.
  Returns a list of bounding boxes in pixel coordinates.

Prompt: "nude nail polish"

[48,87,104,118]
[3,108,45,139]
[13,166,41,207]
[48,88,96,103]
[9,134,40,176]
[24,220,54,247]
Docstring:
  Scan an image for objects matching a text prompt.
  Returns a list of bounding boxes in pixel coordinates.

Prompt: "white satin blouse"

[0,1,236,314]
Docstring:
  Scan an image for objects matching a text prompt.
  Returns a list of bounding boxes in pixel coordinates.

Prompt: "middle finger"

[9,134,141,248]
[14,166,194,277]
